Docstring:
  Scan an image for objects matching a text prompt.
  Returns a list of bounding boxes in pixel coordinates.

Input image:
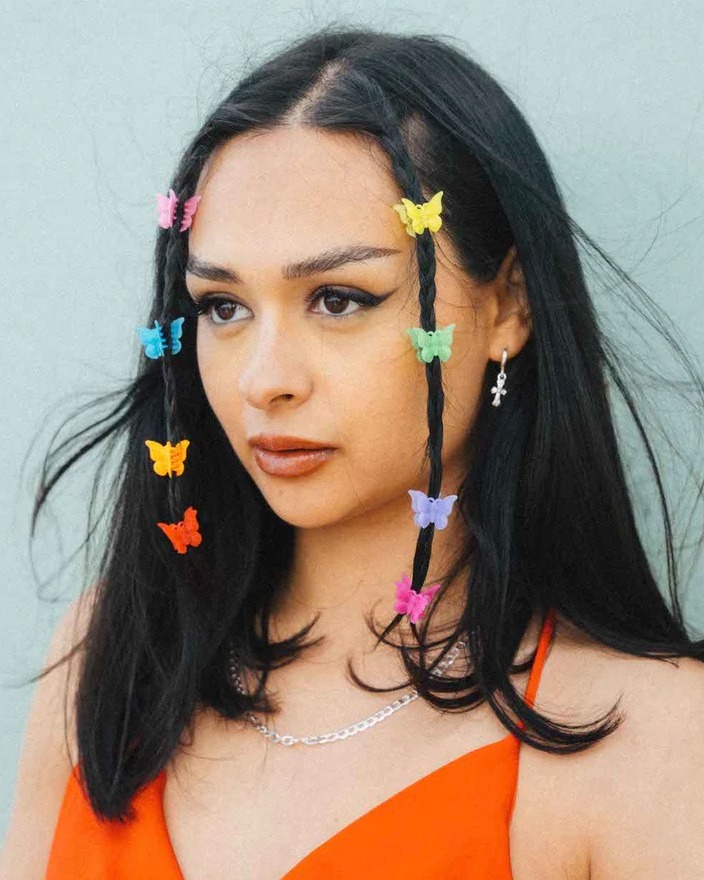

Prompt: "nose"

[237,319,314,409]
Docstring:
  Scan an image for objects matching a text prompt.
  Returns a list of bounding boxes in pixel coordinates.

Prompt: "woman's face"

[186,126,525,531]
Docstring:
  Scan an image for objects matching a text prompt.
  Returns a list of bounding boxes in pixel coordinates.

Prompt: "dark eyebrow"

[185,245,401,283]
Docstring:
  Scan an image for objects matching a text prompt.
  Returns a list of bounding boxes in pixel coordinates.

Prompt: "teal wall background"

[2,0,703,845]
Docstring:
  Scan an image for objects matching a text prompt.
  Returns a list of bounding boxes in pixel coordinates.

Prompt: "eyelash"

[190,286,385,326]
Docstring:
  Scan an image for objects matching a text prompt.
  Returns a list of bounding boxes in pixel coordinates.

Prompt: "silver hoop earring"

[491,348,509,407]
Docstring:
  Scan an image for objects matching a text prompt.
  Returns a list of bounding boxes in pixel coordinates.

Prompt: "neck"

[268,488,472,666]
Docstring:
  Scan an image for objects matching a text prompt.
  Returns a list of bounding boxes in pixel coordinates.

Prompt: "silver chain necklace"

[227,635,469,747]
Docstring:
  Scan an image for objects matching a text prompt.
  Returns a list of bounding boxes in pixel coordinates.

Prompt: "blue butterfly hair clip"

[408,489,458,530]
[136,317,185,359]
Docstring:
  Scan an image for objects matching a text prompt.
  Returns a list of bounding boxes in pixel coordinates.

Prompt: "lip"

[252,447,335,477]
[248,434,336,452]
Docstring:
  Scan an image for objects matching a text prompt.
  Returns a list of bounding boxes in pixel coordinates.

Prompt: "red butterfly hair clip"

[157,506,202,554]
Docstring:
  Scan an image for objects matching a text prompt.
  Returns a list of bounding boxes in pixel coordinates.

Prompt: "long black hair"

[23,25,704,822]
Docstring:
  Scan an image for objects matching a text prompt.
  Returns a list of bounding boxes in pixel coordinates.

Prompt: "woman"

[4,25,704,879]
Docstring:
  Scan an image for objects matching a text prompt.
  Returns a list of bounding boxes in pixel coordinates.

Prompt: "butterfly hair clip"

[393,573,441,624]
[157,505,202,554]
[145,439,190,477]
[391,190,443,238]
[136,317,185,359]
[406,322,456,363]
[408,489,458,530]
[156,188,201,232]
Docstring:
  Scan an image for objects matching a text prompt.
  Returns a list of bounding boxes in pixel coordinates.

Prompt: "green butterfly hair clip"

[406,323,456,363]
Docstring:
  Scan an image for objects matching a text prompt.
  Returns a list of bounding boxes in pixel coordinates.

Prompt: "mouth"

[252,446,336,477]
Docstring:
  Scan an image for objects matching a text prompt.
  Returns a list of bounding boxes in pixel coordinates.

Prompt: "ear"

[487,244,532,364]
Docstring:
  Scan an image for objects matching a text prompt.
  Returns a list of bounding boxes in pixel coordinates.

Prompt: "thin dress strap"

[507,607,558,827]
[523,607,556,710]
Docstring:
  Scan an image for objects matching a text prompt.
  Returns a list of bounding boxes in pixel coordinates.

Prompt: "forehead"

[189,127,408,260]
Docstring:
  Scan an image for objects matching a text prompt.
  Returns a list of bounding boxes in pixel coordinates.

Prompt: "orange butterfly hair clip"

[157,506,202,554]
[145,439,190,477]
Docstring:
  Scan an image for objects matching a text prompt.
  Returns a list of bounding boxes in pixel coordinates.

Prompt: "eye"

[308,286,380,318]
[190,286,386,326]
[193,297,248,325]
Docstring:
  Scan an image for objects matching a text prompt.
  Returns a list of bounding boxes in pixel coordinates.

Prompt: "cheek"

[357,330,487,488]
[328,351,432,484]
[195,327,241,430]
[438,341,487,464]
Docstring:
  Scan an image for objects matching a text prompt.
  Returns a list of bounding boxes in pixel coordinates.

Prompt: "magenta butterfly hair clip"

[155,188,201,232]
[393,574,442,624]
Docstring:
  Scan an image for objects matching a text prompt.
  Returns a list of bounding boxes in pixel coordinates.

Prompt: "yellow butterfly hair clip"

[144,439,190,477]
[391,190,444,237]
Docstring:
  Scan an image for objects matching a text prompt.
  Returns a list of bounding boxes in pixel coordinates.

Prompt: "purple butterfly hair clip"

[393,573,441,624]
[408,489,458,530]
[155,188,201,232]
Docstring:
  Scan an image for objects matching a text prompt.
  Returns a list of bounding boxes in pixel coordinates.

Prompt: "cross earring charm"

[491,348,509,407]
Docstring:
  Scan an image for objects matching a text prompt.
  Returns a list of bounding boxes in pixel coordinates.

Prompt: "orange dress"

[46,608,556,879]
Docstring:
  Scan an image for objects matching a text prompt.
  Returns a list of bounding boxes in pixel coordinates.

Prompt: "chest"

[162,708,587,880]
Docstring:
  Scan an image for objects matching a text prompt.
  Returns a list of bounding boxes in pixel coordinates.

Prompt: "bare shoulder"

[575,623,704,878]
[540,610,704,773]
[510,610,704,880]
[0,584,98,879]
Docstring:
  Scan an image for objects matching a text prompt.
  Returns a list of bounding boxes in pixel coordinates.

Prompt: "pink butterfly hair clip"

[393,573,442,624]
[155,188,201,232]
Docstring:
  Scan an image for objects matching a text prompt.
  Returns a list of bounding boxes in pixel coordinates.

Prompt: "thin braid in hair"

[358,79,448,631]
[160,213,187,522]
